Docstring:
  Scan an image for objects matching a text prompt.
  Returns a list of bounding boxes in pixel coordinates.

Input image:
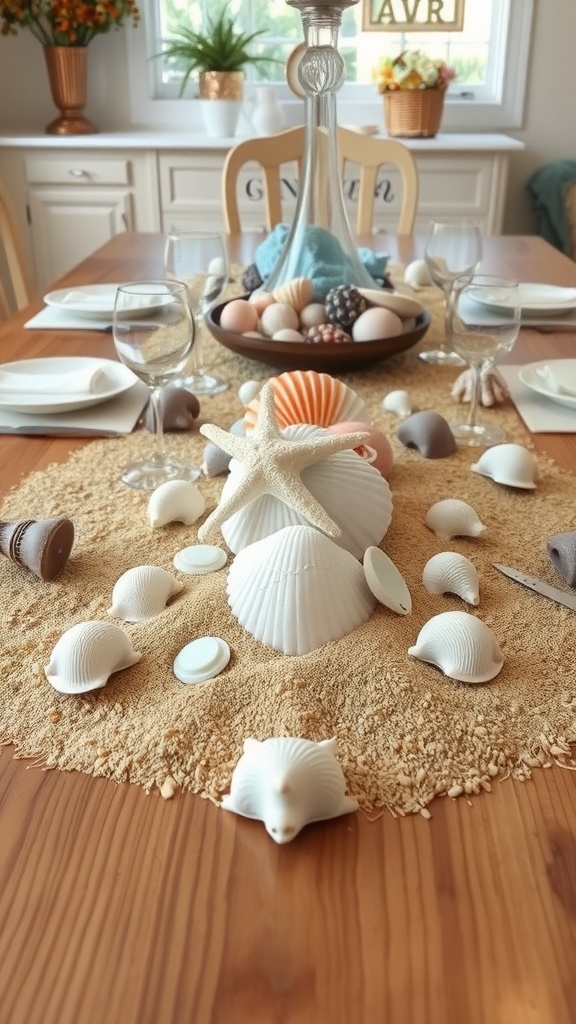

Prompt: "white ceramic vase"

[199,99,243,139]
[251,86,284,136]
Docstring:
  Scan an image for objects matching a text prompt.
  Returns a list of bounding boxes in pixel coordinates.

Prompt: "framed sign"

[362,0,465,32]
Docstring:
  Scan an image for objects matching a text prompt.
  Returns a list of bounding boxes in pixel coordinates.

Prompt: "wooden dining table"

[1,231,576,1024]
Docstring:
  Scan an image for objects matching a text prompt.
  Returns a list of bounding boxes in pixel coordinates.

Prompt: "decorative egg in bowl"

[207,293,431,372]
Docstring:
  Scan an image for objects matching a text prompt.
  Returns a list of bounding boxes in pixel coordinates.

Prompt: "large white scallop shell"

[226,525,377,654]
[408,611,503,683]
[422,552,480,606]
[425,499,487,542]
[244,370,369,432]
[221,737,358,843]
[45,620,142,694]
[108,565,184,622]
[147,480,206,528]
[471,443,539,490]
[221,424,393,559]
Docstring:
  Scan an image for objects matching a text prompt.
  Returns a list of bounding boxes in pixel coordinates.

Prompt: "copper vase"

[44,46,99,135]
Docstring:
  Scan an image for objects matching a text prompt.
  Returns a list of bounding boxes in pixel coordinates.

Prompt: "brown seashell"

[142,385,200,433]
[271,277,314,312]
[397,411,457,459]
[0,517,74,581]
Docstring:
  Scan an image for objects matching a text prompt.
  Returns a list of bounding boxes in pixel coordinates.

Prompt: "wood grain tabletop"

[1,232,575,1024]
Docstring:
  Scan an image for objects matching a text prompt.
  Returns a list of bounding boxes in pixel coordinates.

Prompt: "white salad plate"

[518,360,576,410]
[469,283,576,316]
[0,357,138,414]
[43,283,171,320]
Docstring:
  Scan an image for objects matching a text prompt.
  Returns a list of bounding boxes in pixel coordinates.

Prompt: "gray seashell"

[471,443,539,489]
[201,418,246,477]
[397,411,457,459]
[148,479,206,528]
[226,525,376,655]
[142,385,200,433]
[422,551,480,606]
[238,380,261,407]
[425,499,487,542]
[546,531,576,587]
[408,610,504,683]
[108,565,184,622]
[45,620,142,694]
[221,736,358,843]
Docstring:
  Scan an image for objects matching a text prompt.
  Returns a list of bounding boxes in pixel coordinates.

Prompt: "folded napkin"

[60,289,117,309]
[0,363,110,396]
[498,365,576,434]
[537,362,576,395]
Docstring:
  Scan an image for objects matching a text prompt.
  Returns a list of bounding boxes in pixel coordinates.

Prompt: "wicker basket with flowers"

[373,49,456,138]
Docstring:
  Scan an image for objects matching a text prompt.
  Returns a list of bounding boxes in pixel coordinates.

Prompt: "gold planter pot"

[44,46,99,136]
[198,71,244,101]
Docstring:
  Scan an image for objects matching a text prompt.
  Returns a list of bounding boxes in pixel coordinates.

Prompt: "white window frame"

[125,0,533,133]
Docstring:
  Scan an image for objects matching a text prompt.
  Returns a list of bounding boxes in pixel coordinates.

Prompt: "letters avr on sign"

[362,0,465,32]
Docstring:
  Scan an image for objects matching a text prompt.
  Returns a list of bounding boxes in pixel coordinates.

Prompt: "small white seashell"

[202,417,245,477]
[173,636,230,684]
[45,620,142,694]
[221,736,358,843]
[408,610,504,683]
[357,287,423,319]
[271,276,314,312]
[226,524,376,654]
[425,499,487,542]
[363,546,411,615]
[403,259,432,289]
[471,443,539,490]
[422,551,480,606]
[238,379,262,406]
[147,480,205,528]
[381,389,412,417]
[173,545,227,575]
[108,565,183,622]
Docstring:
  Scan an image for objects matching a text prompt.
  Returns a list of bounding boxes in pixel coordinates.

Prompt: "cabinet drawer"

[25,157,132,186]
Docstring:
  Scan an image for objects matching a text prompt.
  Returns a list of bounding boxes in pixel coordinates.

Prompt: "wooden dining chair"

[0,179,32,320]
[221,125,419,236]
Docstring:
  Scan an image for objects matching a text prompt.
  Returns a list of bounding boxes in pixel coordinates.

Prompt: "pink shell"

[244,370,369,433]
[327,420,394,478]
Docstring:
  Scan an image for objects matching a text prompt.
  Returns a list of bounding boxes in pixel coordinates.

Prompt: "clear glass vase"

[264,0,374,299]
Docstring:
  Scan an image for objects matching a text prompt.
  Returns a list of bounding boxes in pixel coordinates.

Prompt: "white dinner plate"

[43,284,171,320]
[470,283,576,316]
[0,357,139,414]
[518,360,576,410]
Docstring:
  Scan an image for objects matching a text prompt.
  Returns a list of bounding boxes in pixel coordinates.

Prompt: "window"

[126,0,533,132]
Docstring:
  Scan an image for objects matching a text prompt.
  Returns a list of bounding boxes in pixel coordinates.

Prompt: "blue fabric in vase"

[253,225,390,299]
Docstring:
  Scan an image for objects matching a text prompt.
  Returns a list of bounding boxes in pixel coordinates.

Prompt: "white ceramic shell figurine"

[226,524,376,655]
[422,552,480,606]
[408,611,504,684]
[45,620,142,695]
[425,499,487,542]
[381,389,412,417]
[147,480,206,528]
[221,736,358,843]
[108,565,184,622]
[471,443,539,490]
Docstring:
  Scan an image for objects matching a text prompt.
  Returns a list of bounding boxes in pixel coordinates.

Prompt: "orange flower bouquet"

[0,0,140,45]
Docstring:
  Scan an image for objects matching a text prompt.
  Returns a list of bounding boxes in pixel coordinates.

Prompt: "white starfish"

[197,382,370,542]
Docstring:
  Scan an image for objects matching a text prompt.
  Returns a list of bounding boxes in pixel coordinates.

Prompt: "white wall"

[0,0,575,236]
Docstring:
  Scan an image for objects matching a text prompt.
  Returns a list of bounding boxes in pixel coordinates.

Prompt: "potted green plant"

[160,6,278,137]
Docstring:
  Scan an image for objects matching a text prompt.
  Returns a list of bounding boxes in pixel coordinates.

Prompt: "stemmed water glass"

[420,221,483,366]
[112,280,201,490]
[164,229,230,395]
[447,274,521,447]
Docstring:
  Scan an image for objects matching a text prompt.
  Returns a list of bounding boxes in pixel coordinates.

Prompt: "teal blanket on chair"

[526,160,576,255]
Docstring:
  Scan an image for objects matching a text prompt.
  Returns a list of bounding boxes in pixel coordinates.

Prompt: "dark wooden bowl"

[207,298,431,372]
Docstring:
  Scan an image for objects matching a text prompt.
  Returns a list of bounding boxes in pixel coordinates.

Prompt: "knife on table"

[493,563,576,612]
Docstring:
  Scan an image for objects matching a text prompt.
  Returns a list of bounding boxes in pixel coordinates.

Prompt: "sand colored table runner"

[1,284,576,817]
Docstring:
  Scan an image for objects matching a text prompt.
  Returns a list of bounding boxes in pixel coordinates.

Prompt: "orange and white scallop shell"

[108,565,184,622]
[45,620,142,695]
[147,479,206,528]
[422,551,480,606]
[244,369,369,432]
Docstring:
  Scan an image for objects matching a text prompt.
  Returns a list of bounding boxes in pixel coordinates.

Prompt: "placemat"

[2,284,576,817]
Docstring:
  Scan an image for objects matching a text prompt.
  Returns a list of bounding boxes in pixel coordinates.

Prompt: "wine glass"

[447,274,520,448]
[112,280,201,490]
[420,221,483,366]
[164,229,230,396]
